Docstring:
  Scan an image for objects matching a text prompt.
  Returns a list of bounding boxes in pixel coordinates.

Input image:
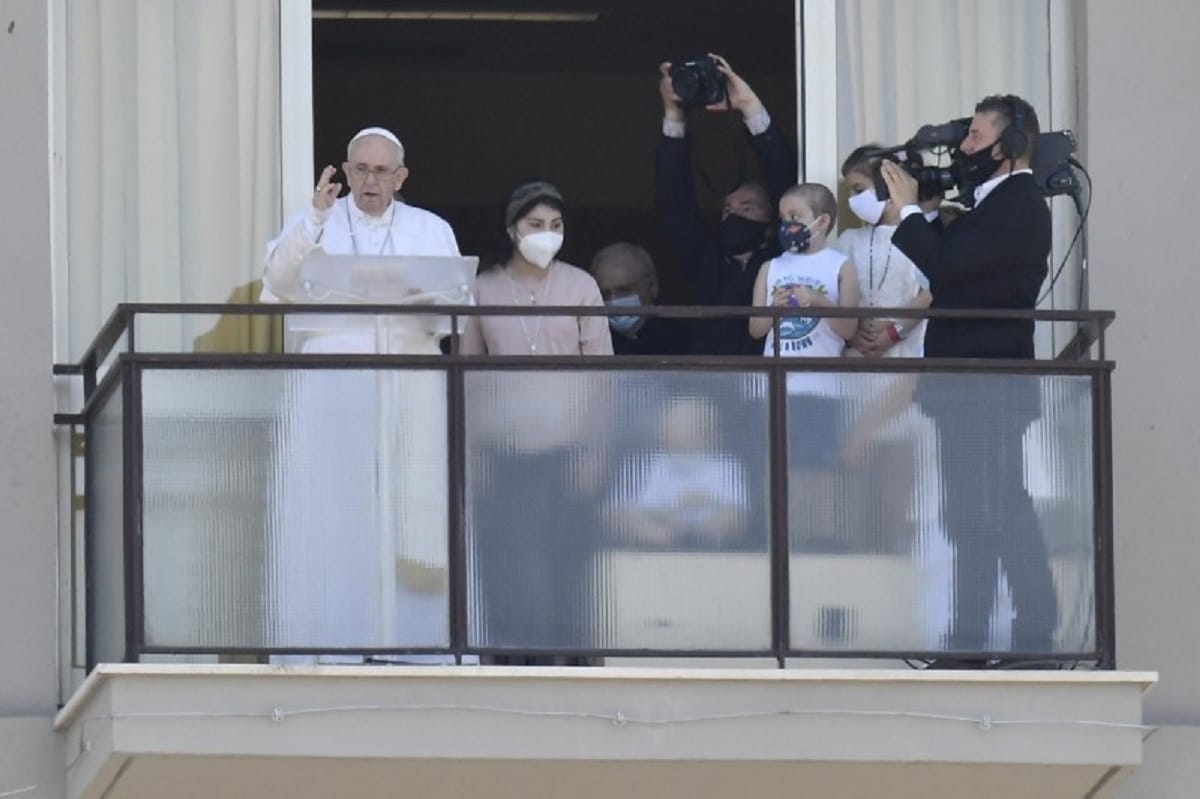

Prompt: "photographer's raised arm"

[708,55,797,205]
[708,54,765,119]
[655,62,714,299]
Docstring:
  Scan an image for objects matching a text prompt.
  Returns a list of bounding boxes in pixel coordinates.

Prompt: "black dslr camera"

[670,56,728,108]
[869,119,1081,207]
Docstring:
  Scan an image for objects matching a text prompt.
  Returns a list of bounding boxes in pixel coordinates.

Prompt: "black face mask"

[954,143,1003,190]
[718,214,770,256]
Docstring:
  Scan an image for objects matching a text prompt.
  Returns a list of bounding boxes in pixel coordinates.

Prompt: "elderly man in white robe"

[262,126,460,305]
[261,126,466,664]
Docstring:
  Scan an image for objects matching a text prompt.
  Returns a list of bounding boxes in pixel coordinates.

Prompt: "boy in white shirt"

[749,184,861,551]
[749,183,860,356]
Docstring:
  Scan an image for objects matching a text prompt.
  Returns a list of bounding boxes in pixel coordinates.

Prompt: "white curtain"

[834,0,1082,353]
[836,1,1051,159]
[65,0,282,357]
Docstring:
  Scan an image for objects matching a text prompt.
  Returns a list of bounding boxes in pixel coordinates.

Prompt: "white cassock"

[261,196,466,663]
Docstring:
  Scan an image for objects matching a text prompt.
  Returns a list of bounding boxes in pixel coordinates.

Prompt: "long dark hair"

[484,180,566,271]
[841,143,895,178]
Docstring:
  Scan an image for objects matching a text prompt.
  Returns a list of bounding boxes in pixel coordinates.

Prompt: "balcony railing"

[54,303,1115,668]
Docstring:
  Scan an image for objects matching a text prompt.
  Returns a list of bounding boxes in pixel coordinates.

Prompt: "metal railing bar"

[130,645,1101,661]
[117,351,1115,375]
[76,305,130,392]
[76,365,124,422]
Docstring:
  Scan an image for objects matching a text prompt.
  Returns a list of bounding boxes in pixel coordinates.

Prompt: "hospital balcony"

[50,303,1152,799]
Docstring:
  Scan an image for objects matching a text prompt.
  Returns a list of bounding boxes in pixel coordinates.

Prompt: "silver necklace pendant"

[504,263,553,355]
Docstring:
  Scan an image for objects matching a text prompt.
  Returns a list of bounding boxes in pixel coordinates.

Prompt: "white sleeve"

[440,219,461,256]
[261,205,331,303]
[743,108,771,136]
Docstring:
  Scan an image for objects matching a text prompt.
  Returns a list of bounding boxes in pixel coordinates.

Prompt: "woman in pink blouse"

[464,181,612,662]
[461,181,613,356]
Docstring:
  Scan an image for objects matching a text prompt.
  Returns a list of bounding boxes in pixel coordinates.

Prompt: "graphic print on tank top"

[771,277,831,353]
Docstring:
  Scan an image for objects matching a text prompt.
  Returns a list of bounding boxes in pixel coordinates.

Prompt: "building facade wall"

[0,1,1196,797]
[0,0,65,797]
[1082,1,1200,795]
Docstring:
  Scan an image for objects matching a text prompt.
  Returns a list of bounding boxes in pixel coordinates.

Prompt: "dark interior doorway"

[312,0,797,302]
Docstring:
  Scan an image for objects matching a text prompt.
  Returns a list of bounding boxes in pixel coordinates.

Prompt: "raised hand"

[312,165,342,211]
[708,53,765,118]
[880,161,919,210]
[658,62,685,122]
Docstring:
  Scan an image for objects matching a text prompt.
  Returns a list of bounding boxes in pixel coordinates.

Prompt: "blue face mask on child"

[777,218,819,254]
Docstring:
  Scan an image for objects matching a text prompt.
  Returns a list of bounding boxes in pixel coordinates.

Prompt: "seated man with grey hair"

[261,125,460,302]
[589,242,692,355]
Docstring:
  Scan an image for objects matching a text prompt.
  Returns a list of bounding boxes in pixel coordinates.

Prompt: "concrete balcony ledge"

[56,664,1156,799]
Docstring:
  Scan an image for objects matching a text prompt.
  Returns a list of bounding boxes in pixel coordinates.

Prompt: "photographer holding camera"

[880,94,1057,664]
[656,54,798,355]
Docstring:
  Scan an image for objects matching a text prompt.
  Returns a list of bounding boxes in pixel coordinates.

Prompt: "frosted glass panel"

[140,368,449,650]
[136,312,283,354]
[90,381,126,664]
[787,371,1095,657]
[465,370,771,651]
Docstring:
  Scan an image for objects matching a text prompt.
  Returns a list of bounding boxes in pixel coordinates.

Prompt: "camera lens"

[670,56,726,108]
[672,70,701,106]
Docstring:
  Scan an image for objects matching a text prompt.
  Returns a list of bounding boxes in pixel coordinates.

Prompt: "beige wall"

[1082,0,1200,795]
[0,0,64,797]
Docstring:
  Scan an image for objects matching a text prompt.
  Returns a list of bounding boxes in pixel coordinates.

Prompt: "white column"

[798,0,839,188]
[279,0,314,217]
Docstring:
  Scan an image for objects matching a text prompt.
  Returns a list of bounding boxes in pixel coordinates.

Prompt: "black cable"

[1038,160,1092,306]
[1075,164,1091,312]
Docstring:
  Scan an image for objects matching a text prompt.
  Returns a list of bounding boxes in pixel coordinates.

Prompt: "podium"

[269,254,477,657]
[286,252,478,354]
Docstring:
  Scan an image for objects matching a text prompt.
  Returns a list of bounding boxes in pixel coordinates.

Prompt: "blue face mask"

[777,218,818,254]
[606,293,643,335]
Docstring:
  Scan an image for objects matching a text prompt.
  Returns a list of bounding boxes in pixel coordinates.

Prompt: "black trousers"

[933,405,1058,654]
[471,447,596,653]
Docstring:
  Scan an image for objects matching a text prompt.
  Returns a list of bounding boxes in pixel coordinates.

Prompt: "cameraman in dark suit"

[881,95,1058,663]
[656,54,797,355]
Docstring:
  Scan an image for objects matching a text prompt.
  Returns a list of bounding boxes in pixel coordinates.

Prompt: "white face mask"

[848,187,888,226]
[516,230,563,269]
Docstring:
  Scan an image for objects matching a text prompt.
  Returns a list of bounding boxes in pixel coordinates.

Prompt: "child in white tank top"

[749,184,863,553]
[749,184,860,378]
